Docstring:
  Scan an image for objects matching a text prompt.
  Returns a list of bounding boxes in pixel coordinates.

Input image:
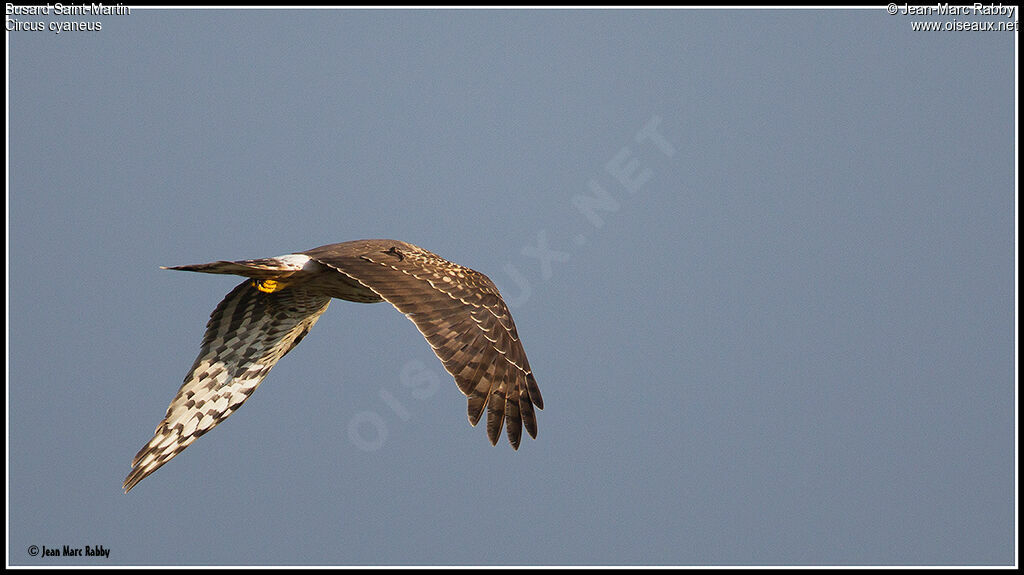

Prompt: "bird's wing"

[303,243,543,449]
[123,280,330,492]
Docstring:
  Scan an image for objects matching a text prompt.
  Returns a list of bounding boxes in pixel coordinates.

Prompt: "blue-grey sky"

[7,7,1016,567]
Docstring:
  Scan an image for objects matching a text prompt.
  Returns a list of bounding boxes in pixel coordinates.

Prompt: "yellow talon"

[253,279,285,293]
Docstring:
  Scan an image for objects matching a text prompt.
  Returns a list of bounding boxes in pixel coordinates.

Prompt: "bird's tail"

[162,254,314,279]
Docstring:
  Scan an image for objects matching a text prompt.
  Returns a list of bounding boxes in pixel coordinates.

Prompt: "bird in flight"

[123,239,543,492]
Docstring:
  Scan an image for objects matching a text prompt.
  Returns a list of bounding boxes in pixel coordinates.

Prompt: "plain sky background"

[7,7,1016,567]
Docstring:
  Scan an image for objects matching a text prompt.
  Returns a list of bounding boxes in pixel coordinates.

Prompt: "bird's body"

[123,240,542,492]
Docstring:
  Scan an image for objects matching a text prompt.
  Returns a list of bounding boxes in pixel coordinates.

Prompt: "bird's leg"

[252,279,287,293]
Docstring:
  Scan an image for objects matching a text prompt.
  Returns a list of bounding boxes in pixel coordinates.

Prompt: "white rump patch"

[273,254,314,271]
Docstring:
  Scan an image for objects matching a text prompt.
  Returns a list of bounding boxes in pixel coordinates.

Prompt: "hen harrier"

[123,239,543,492]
